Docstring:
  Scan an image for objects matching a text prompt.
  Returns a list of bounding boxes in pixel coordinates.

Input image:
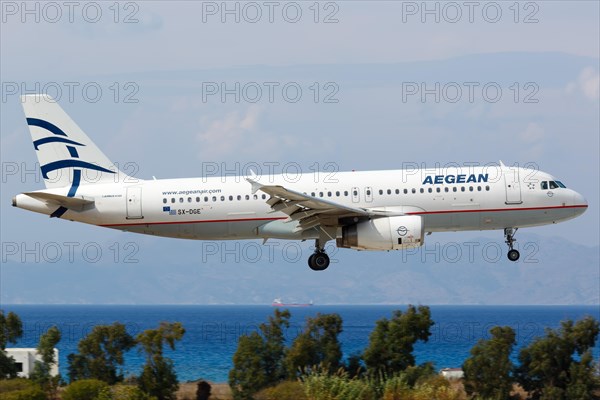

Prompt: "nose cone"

[572,191,588,217]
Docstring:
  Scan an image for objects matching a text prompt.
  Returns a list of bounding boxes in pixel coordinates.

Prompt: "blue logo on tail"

[27,118,115,218]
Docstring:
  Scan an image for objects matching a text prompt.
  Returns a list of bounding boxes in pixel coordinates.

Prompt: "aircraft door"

[504,167,522,204]
[365,186,373,203]
[126,187,144,219]
[351,187,360,203]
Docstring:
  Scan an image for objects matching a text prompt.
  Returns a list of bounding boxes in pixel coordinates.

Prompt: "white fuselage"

[14,166,588,242]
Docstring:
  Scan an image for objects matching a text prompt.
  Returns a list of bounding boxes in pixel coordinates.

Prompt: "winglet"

[245,176,262,194]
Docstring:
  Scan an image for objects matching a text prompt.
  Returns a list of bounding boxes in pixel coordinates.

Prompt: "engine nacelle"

[336,216,424,251]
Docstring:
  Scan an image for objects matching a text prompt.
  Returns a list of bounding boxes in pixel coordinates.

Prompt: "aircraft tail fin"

[20,94,126,190]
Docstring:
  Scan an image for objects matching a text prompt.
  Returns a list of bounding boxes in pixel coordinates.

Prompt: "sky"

[1,1,599,304]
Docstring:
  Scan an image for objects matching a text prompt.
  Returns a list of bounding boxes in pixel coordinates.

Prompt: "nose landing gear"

[308,239,330,271]
[504,228,520,261]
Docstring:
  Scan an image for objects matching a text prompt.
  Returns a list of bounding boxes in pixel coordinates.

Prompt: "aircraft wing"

[247,178,401,234]
[23,191,94,211]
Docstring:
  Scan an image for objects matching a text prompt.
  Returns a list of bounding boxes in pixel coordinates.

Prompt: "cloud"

[566,67,599,100]
[61,7,163,39]
[519,122,545,159]
[196,105,262,157]
[520,122,545,143]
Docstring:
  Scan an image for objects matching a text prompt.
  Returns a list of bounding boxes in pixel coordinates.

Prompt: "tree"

[67,322,136,384]
[260,309,291,382]
[363,305,434,375]
[196,380,211,400]
[0,311,23,379]
[137,321,185,400]
[30,325,62,398]
[0,311,23,349]
[462,326,516,400]
[285,313,343,376]
[229,309,291,400]
[515,316,600,400]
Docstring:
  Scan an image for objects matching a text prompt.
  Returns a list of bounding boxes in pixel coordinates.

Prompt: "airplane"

[12,94,588,270]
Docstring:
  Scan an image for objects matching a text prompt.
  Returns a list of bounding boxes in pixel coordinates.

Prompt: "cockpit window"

[542,181,566,189]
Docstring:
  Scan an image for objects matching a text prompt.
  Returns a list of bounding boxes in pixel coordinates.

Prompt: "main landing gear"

[308,239,330,271]
[504,227,520,262]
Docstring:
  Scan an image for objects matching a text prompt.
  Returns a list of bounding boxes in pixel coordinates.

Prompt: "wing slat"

[246,177,398,234]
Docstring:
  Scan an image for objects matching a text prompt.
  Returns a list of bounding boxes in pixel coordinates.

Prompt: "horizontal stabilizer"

[23,192,94,211]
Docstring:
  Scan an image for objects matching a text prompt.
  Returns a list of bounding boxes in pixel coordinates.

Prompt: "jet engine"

[337,215,424,251]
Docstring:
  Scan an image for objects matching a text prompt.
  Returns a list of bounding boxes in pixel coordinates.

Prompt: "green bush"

[0,378,45,400]
[95,384,157,400]
[0,378,32,393]
[255,381,307,400]
[302,371,377,400]
[382,376,461,400]
[1,387,46,400]
[62,378,109,400]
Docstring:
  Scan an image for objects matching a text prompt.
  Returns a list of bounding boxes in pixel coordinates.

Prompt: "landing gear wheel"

[308,252,330,271]
[507,249,520,262]
[504,227,519,262]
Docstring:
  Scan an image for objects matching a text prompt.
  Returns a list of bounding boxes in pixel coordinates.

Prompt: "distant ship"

[272,298,314,307]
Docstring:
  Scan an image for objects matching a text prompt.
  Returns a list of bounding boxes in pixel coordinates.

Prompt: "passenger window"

[179,198,184,203]
[541,181,548,190]
[485,186,490,191]
[366,190,371,195]
[477,186,482,191]
[344,191,348,196]
[253,195,258,200]
[387,189,392,195]
[395,189,400,194]
[412,188,416,194]
[404,189,408,194]
[428,188,432,193]
[379,189,383,195]
[311,192,315,197]
[196,197,200,202]
[353,190,358,196]
[204,196,209,202]
[327,191,332,197]
[212,196,217,202]
[319,192,324,197]
[420,188,424,193]
[549,181,559,189]
[245,195,250,200]
[188,197,192,203]
[436,188,441,193]
[229,195,233,201]
[163,198,167,204]
[469,186,474,192]
[220,196,225,201]
[336,191,340,196]
[237,195,241,201]
[453,187,457,192]
[461,187,465,192]
[444,187,449,193]
[261,194,266,199]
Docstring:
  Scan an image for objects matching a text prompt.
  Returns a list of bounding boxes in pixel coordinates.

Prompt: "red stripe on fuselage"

[100,217,287,227]
[99,204,587,227]
[406,204,588,216]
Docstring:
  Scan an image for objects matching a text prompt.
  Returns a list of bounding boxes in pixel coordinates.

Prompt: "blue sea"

[3,305,599,382]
